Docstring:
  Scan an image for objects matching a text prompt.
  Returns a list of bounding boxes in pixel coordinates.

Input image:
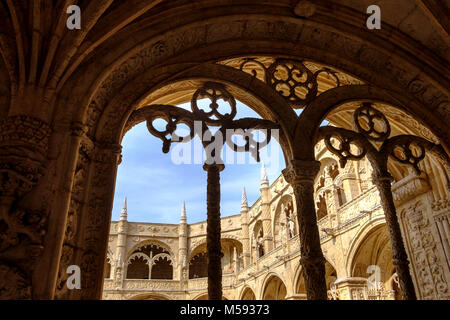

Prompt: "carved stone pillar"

[204,163,224,300]
[373,173,417,300]
[58,141,121,300]
[178,201,188,281]
[260,164,273,253]
[240,188,250,268]
[0,115,51,299]
[115,199,128,289]
[80,143,121,299]
[282,159,327,300]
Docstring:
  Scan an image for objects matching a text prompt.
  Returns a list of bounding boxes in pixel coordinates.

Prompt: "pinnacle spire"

[120,197,127,220]
[260,161,269,188]
[180,201,187,223]
[241,187,248,210]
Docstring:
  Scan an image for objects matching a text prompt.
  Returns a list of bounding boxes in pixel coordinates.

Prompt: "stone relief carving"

[400,201,449,299]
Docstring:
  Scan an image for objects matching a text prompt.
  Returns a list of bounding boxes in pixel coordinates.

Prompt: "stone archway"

[193,293,228,300]
[294,260,337,300]
[240,286,256,300]
[0,0,448,300]
[261,274,287,300]
[128,293,171,300]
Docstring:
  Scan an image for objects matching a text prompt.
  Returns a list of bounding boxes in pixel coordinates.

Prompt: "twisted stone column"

[283,160,327,300]
[373,174,417,300]
[204,163,224,300]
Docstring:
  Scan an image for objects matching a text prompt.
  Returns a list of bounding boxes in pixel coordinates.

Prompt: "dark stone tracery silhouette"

[139,82,278,300]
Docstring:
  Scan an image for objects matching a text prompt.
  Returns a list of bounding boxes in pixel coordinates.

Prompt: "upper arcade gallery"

[0,0,448,300]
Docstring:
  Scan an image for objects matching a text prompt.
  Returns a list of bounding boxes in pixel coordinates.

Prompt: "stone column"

[260,162,273,254]
[240,187,250,267]
[115,198,128,288]
[73,142,121,299]
[233,247,239,274]
[373,173,417,300]
[178,201,188,281]
[204,163,224,300]
[283,159,328,300]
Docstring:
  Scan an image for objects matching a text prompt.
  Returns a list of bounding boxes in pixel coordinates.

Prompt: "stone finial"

[261,161,269,188]
[241,187,248,211]
[180,201,187,223]
[120,197,127,220]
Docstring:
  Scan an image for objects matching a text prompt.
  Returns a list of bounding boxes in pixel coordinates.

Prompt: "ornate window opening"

[274,196,297,247]
[252,221,265,258]
[151,254,173,279]
[126,244,173,280]
[189,252,207,279]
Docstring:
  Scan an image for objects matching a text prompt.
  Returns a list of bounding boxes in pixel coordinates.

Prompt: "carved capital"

[282,160,321,184]
[392,174,430,206]
[92,142,122,164]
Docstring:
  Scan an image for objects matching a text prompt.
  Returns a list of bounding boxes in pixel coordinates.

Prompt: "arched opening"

[188,239,243,279]
[104,258,111,279]
[129,294,171,300]
[1,0,448,301]
[295,261,338,300]
[240,287,256,300]
[350,224,396,299]
[151,255,173,280]
[262,275,287,300]
[194,293,228,300]
[126,243,173,280]
[126,255,149,280]
[253,220,265,259]
[189,252,207,279]
[314,158,342,222]
[273,195,298,247]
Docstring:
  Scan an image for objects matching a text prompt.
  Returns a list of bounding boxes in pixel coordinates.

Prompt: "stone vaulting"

[0,0,448,300]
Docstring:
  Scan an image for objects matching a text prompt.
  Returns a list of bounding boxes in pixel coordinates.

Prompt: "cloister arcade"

[0,0,448,300]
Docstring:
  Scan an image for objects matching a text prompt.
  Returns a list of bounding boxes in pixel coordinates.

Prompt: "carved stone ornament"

[0,115,51,299]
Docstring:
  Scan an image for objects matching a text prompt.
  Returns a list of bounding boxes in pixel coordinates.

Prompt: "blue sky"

[111,101,286,224]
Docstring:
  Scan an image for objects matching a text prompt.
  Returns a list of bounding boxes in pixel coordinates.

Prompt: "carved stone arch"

[293,256,337,298]
[296,85,449,159]
[152,253,173,266]
[188,239,207,259]
[345,218,391,278]
[98,64,297,160]
[192,292,228,300]
[127,252,151,266]
[128,293,172,300]
[61,17,449,153]
[127,239,175,263]
[125,252,151,280]
[55,6,449,300]
[260,272,287,300]
[239,285,256,300]
[150,253,174,280]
